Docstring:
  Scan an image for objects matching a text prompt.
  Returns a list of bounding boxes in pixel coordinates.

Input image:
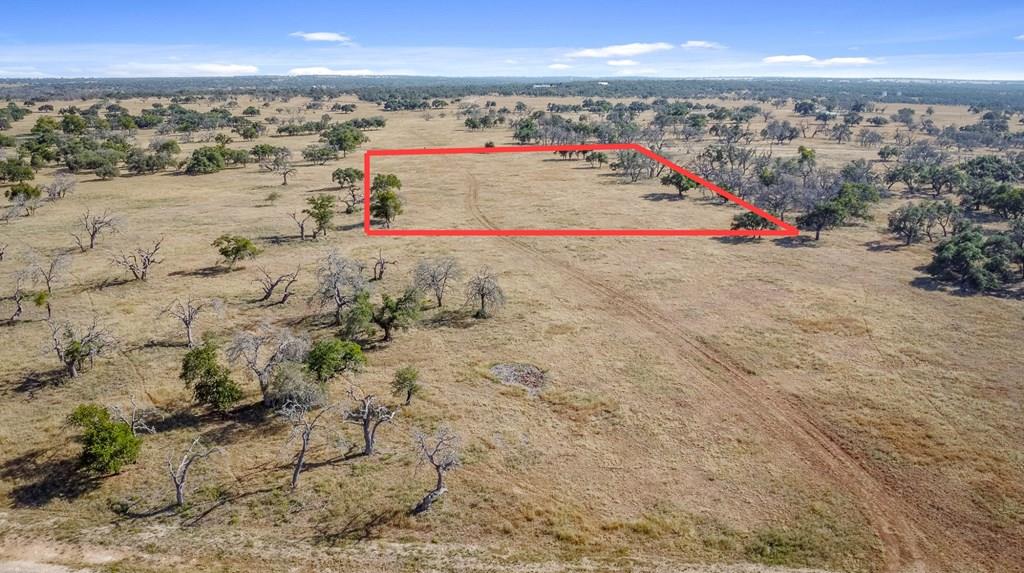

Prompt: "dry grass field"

[0,95,1022,573]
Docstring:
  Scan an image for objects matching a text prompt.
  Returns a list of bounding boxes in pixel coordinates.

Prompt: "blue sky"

[2,0,1024,79]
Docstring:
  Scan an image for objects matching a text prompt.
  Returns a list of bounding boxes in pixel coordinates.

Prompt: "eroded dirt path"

[464,173,940,573]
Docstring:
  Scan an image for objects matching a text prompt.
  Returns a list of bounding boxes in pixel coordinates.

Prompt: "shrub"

[305,338,365,383]
[67,404,142,474]
[180,341,242,411]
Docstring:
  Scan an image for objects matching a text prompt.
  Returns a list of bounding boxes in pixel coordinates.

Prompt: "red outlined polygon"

[363,143,798,237]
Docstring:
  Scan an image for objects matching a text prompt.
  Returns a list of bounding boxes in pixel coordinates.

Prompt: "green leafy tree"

[370,189,403,228]
[212,234,261,268]
[67,404,142,474]
[660,172,699,198]
[321,124,368,157]
[887,203,929,245]
[180,341,242,411]
[373,289,421,342]
[391,365,421,405]
[730,211,775,232]
[303,194,336,238]
[926,224,1016,291]
[305,339,365,383]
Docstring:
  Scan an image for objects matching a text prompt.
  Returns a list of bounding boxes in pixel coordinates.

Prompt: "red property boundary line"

[362,143,799,237]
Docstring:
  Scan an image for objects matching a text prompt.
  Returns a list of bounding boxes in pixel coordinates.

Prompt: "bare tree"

[7,272,28,321]
[344,388,398,456]
[227,325,310,406]
[72,209,119,252]
[47,319,115,378]
[310,251,367,325]
[279,400,338,490]
[167,437,220,507]
[413,257,461,307]
[465,267,505,318]
[372,249,397,281]
[162,296,222,348]
[265,149,297,185]
[109,397,156,436]
[411,427,461,515]
[254,266,300,304]
[289,212,310,241]
[30,252,70,295]
[44,173,76,201]
[112,239,163,281]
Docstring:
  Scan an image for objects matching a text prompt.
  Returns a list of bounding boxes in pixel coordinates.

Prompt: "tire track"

[464,173,937,573]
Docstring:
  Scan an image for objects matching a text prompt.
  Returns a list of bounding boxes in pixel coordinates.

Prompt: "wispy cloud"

[288,67,374,75]
[1016,34,1024,40]
[566,42,673,58]
[606,59,639,66]
[763,54,878,66]
[105,62,258,76]
[548,63,571,70]
[680,40,724,50]
[289,32,351,43]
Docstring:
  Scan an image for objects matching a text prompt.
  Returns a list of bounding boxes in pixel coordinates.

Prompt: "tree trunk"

[362,422,374,455]
[405,389,413,406]
[175,481,185,506]
[291,435,308,490]
[185,324,194,348]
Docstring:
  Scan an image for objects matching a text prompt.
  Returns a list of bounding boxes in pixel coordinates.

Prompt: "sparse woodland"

[1,81,1023,573]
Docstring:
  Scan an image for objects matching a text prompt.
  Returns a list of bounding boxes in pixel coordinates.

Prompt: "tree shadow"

[773,235,818,248]
[183,485,278,527]
[713,236,762,245]
[12,368,66,395]
[168,266,233,278]
[863,240,906,252]
[422,308,476,330]
[640,192,684,202]
[1,449,101,508]
[311,508,403,544]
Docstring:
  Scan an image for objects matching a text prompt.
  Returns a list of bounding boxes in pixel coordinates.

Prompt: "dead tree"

[30,252,70,294]
[413,257,461,307]
[344,388,398,456]
[7,273,28,321]
[167,437,220,507]
[227,325,309,406]
[465,267,505,318]
[411,427,461,515]
[372,249,397,281]
[265,151,297,185]
[44,173,76,201]
[112,239,163,281]
[310,251,367,325]
[72,209,118,251]
[162,296,222,348]
[47,319,115,378]
[109,397,156,436]
[254,266,300,304]
[289,212,310,240]
[279,400,338,490]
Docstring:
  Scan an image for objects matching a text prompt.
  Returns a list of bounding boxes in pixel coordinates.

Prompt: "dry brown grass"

[0,95,1021,573]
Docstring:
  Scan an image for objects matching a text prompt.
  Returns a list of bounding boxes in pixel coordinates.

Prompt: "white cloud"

[191,63,259,74]
[1016,34,1024,40]
[288,67,374,76]
[289,32,351,43]
[548,63,571,70]
[680,40,723,50]
[762,54,877,66]
[104,62,258,76]
[817,57,877,66]
[567,42,673,58]
[615,67,659,76]
[503,59,520,64]
[606,59,639,66]
[763,54,818,64]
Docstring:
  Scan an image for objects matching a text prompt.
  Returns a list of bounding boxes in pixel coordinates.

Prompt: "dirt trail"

[464,173,942,573]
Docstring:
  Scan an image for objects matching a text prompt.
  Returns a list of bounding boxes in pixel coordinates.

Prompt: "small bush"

[67,404,142,474]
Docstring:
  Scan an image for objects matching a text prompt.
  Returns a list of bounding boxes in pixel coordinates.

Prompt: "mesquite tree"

[48,319,115,378]
[72,209,118,251]
[254,266,299,304]
[166,437,219,507]
[413,257,461,307]
[112,239,163,281]
[279,400,337,490]
[344,388,397,456]
[162,296,222,348]
[411,427,460,515]
[465,267,505,318]
[227,325,310,406]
